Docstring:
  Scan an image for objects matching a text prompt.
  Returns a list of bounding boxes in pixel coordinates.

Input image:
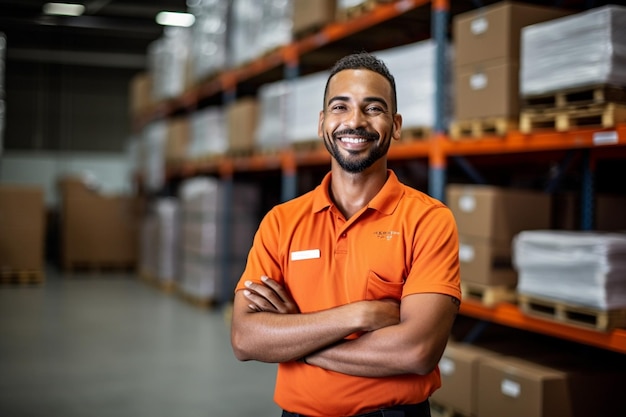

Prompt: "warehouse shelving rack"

[132,0,626,354]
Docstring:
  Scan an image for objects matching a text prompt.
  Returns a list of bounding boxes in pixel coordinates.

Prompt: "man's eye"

[331,105,346,112]
[366,106,383,113]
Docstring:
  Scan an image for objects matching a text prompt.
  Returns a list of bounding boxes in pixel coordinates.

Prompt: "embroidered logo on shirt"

[374,231,400,241]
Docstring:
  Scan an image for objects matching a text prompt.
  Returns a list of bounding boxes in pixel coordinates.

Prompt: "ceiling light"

[43,2,85,17]
[156,11,195,27]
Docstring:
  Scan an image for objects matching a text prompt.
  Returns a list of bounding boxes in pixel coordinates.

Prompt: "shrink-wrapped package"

[513,230,626,310]
[188,106,227,159]
[187,0,230,83]
[520,5,626,96]
[256,79,290,150]
[286,71,329,144]
[374,39,452,129]
[147,27,191,100]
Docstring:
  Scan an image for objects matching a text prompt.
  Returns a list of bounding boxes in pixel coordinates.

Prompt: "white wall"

[0,151,134,208]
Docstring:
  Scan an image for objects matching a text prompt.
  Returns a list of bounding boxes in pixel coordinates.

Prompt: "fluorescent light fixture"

[156,11,195,27]
[43,2,85,16]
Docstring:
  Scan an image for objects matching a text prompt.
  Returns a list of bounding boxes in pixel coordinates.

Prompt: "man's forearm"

[231,297,372,363]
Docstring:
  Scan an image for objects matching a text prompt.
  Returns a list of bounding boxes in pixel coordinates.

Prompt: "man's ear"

[392,113,403,141]
[318,110,325,138]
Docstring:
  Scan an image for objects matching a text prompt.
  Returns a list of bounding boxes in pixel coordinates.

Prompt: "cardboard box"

[454,59,519,120]
[431,341,501,416]
[292,0,336,36]
[165,116,190,163]
[0,185,45,270]
[453,1,570,67]
[59,177,138,269]
[476,354,626,417]
[227,97,258,154]
[446,184,551,244]
[552,192,626,231]
[129,71,153,116]
[459,234,517,286]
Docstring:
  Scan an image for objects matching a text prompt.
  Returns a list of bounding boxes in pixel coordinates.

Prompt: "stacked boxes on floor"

[178,177,260,304]
[0,185,45,276]
[139,197,179,286]
[445,184,551,296]
[58,176,138,271]
[452,1,569,128]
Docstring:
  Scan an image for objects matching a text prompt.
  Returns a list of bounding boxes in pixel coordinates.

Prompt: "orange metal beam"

[460,300,626,354]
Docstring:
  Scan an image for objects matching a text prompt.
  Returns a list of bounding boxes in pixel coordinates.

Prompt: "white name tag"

[290,249,320,261]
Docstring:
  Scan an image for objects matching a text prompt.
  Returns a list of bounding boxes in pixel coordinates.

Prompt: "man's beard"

[323,128,391,173]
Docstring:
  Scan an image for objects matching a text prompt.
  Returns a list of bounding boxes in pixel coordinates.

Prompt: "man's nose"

[346,108,367,128]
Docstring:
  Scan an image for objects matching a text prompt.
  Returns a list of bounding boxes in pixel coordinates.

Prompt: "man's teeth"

[339,137,367,143]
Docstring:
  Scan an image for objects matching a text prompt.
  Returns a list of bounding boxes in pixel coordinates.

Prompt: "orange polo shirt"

[235,170,461,417]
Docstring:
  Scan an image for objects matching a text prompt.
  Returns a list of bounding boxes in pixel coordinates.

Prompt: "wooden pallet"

[518,294,626,332]
[336,0,394,21]
[429,402,465,417]
[176,289,218,310]
[461,281,517,307]
[521,84,626,110]
[139,271,177,293]
[291,139,324,153]
[449,118,517,139]
[63,262,135,274]
[0,269,45,285]
[519,103,626,133]
[400,125,432,141]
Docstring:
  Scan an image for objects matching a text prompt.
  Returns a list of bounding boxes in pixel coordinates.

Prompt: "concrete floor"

[0,267,281,417]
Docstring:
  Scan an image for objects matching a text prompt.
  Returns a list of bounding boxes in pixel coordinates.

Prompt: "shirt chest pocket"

[365,270,404,301]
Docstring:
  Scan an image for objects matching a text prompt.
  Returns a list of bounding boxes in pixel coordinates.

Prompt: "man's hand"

[243,276,300,314]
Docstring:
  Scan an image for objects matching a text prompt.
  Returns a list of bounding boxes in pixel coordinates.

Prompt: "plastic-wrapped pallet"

[140,120,167,193]
[520,5,626,96]
[374,39,453,130]
[139,198,180,284]
[187,0,230,83]
[286,70,329,145]
[188,106,227,160]
[512,230,626,310]
[229,0,293,68]
[256,79,290,151]
[147,27,191,100]
[178,177,260,303]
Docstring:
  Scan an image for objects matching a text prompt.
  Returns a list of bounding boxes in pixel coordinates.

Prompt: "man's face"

[318,69,401,174]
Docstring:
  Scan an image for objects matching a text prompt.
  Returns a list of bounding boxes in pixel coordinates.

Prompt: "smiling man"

[231,52,461,417]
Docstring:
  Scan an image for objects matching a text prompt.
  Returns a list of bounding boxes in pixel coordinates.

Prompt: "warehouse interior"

[2,0,626,416]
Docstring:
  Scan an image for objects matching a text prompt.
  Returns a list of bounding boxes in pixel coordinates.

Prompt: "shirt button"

[341,233,346,238]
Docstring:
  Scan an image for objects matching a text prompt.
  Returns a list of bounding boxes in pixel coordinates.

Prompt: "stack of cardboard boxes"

[452,1,570,136]
[0,185,45,282]
[445,183,551,304]
[59,176,139,271]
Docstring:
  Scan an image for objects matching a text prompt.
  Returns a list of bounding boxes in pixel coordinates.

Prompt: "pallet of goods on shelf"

[446,184,552,307]
[0,184,46,285]
[336,0,395,21]
[373,39,451,142]
[187,0,230,85]
[519,5,626,133]
[188,106,228,163]
[286,70,329,152]
[450,1,572,139]
[292,0,336,40]
[512,230,626,331]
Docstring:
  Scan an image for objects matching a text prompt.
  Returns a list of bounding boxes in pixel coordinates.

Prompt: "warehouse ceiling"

[0,0,188,69]
[1,0,625,70]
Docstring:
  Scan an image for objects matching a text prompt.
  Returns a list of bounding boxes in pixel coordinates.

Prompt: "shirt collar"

[311,170,404,215]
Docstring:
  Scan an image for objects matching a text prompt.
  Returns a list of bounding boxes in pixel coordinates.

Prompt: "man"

[231,52,461,417]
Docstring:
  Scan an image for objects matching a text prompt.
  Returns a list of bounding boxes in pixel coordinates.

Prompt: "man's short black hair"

[323,52,398,114]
